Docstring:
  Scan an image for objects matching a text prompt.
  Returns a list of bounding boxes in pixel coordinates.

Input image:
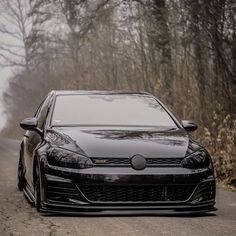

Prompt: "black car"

[18,90,216,215]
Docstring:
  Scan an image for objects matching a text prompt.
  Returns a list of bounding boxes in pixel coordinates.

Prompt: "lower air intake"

[79,185,195,202]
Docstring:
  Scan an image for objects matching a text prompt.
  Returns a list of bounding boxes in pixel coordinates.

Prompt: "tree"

[0,0,32,70]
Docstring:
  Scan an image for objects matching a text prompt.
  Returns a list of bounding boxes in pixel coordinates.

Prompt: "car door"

[23,95,52,189]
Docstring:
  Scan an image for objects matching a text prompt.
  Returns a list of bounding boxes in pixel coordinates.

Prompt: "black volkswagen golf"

[18,90,216,215]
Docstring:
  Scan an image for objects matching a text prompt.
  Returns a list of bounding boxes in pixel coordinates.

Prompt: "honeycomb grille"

[91,157,183,167]
[79,185,195,202]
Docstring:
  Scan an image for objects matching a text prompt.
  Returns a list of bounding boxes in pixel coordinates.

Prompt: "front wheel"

[17,152,25,191]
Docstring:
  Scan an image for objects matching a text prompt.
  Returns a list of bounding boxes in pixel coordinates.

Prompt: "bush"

[199,112,236,186]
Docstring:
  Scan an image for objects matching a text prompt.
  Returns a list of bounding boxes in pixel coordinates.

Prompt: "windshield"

[51,94,177,128]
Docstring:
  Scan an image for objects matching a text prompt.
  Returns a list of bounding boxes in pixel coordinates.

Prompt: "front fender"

[33,142,49,203]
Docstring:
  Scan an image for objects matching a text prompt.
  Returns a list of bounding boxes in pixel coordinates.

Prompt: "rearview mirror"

[181,120,198,132]
[20,117,43,136]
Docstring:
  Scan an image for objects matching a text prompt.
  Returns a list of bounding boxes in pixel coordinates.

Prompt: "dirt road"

[0,137,236,236]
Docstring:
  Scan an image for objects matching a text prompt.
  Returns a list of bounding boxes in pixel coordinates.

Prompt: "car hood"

[46,127,189,158]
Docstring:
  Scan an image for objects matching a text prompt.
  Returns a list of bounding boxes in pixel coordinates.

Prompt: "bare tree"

[0,0,32,70]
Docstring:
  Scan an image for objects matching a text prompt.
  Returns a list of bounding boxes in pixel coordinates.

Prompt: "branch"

[0,24,22,40]
[0,52,25,67]
[0,43,24,49]
[0,46,25,58]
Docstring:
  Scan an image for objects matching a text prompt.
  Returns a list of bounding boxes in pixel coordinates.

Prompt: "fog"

[0,69,11,130]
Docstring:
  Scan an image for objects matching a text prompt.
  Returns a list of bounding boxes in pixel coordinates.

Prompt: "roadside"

[218,182,236,192]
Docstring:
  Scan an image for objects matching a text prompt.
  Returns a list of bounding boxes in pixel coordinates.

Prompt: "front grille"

[79,185,195,202]
[92,158,130,165]
[146,158,183,165]
[91,157,183,167]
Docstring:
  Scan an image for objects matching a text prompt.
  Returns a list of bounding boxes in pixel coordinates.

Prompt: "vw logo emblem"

[131,155,146,170]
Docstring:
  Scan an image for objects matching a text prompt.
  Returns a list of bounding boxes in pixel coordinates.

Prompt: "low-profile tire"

[34,164,42,212]
[17,152,25,191]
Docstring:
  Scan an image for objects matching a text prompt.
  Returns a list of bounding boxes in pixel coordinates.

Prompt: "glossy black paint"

[181,120,198,132]
[18,90,216,215]
[50,127,189,158]
[20,117,43,136]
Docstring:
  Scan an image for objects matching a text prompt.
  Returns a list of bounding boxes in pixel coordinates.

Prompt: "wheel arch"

[19,141,25,167]
[32,143,48,188]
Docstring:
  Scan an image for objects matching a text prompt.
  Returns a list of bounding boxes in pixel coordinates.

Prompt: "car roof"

[50,90,153,96]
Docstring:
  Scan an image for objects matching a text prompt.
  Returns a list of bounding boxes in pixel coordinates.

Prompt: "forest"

[0,0,235,186]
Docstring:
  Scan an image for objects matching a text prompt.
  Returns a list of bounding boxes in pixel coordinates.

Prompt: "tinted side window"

[36,96,51,129]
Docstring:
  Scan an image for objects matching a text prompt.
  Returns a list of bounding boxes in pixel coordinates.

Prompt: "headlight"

[47,148,93,169]
[181,149,211,169]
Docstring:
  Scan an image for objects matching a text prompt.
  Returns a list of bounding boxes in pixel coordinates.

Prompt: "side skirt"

[23,184,35,205]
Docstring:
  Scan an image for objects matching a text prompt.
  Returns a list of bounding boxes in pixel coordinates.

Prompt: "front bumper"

[39,163,216,215]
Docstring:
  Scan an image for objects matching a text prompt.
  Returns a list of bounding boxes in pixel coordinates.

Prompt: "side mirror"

[181,120,198,132]
[20,117,43,136]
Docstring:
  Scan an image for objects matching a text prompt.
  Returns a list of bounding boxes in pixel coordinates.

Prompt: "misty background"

[0,70,10,130]
[0,0,235,186]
